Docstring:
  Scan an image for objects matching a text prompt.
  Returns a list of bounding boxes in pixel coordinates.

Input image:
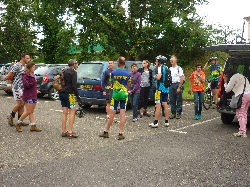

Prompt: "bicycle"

[203,79,213,110]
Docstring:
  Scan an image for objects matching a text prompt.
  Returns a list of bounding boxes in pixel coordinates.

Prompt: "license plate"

[81,84,92,89]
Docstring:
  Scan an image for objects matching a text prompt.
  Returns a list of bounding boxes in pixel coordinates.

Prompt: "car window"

[34,66,49,76]
[77,63,102,80]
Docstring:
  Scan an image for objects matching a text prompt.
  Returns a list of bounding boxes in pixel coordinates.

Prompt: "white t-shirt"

[170,66,184,83]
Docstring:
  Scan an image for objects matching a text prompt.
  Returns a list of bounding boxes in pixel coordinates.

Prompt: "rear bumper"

[80,97,106,106]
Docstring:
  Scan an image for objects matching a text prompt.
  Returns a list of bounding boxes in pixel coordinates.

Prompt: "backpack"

[157,65,172,89]
[163,66,172,87]
[52,70,65,92]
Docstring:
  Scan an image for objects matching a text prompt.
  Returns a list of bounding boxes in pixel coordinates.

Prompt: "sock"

[17,120,22,124]
[154,120,158,125]
[30,122,35,126]
[119,133,123,135]
[11,111,15,118]
[165,120,168,123]
[18,115,21,120]
[104,131,108,134]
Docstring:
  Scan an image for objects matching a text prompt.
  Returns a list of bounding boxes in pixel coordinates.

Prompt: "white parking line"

[168,117,220,134]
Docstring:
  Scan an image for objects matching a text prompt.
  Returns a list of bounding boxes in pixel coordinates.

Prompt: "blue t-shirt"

[111,68,131,100]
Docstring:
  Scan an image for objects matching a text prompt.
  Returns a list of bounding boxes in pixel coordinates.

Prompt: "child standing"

[188,63,205,120]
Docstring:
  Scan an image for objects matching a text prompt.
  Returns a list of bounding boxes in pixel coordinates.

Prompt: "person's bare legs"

[212,89,218,104]
[154,103,161,120]
[105,109,116,131]
[162,102,169,120]
[61,107,68,133]
[119,109,126,133]
[68,108,76,133]
[106,103,111,117]
[19,103,36,122]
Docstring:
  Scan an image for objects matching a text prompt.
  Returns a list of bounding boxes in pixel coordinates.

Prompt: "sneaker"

[169,114,176,119]
[165,122,169,127]
[117,133,125,140]
[176,114,181,119]
[30,125,42,132]
[67,132,78,138]
[198,114,202,119]
[99,131,109,138]
[7,115,14,126]
[194,115,199,120]
[14,123,22,132]
[132,118,138,122]
[233,132,247,138]
[150,123,158,128]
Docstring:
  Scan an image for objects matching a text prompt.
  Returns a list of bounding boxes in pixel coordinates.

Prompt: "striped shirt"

[10,62,25,90]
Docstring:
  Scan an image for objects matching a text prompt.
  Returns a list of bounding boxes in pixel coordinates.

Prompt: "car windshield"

[77,63,103,80]
[34,66,48,76]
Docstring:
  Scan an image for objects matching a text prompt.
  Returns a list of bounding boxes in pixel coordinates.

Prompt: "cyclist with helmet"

[169,55,185,119]
[203,57,223,107]
[149,55,170,128]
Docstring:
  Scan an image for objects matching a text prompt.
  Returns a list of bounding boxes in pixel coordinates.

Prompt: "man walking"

[169,55,185,119]
[99,56,131,140]
[59,59,81,138]
[7,53,30,127]
[101,60,114,119]
[149,55,170,128]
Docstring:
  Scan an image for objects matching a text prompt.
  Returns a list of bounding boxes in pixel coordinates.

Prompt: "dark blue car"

[77,61,155,109]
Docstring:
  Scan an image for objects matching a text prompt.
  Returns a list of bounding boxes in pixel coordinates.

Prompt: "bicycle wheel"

[203,90,213,110]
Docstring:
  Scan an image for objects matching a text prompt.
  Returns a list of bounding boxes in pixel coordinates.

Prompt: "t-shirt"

[140,71,150,87]
[208,64,222,81]
[110,68,131,101]
[10,62,25,90]
[189,71,205,92]
[170,66,184,83]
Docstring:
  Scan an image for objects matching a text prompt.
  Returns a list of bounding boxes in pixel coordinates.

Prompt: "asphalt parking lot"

[0,91,250,187]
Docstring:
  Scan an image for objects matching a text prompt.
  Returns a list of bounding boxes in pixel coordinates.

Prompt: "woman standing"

[14,62,41,132]
[223,68,250,137]
[137,60,153,117]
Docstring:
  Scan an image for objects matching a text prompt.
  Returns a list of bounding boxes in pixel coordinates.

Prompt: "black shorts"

[105,89,113,103]
[210,80,219,89]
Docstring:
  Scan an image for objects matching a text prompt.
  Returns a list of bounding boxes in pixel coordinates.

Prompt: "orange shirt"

[189,71,205,92]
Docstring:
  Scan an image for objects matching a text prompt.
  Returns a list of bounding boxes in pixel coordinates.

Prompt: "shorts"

[12,88,23,101]
[24,99,37,104]
[155,90,168,103]
[59,93,76,109]
[110,98,128,110]
[105,89,113,104]
[210,80,219,89]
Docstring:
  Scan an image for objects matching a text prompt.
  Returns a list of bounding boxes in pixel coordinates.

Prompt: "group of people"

[6,53,250,139]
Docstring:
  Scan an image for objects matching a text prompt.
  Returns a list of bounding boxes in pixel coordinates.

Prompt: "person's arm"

[72,71,80,101]
[101,71,107,92]
[224,74,235,93]
[197,72,205,83]
[203,61,209,70]
[155,66,162,81]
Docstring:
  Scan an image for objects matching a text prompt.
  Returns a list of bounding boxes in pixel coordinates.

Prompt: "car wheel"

[48,87,59,100]
[221,113,234,124]
[82,104,92,109]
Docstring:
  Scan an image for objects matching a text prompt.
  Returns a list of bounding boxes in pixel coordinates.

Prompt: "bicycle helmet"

[156,55,167,64]
[208,57,218,62]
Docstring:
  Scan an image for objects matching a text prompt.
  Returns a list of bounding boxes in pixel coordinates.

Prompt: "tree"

[0,0,37,61]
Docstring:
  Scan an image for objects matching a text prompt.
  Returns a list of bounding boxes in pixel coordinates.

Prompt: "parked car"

[203,43,250,124]
[35,64,68,100]
[77,61,155,109]
[0,63,12,94]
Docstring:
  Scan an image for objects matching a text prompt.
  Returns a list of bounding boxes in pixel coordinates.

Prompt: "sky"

[195,0,250,41]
